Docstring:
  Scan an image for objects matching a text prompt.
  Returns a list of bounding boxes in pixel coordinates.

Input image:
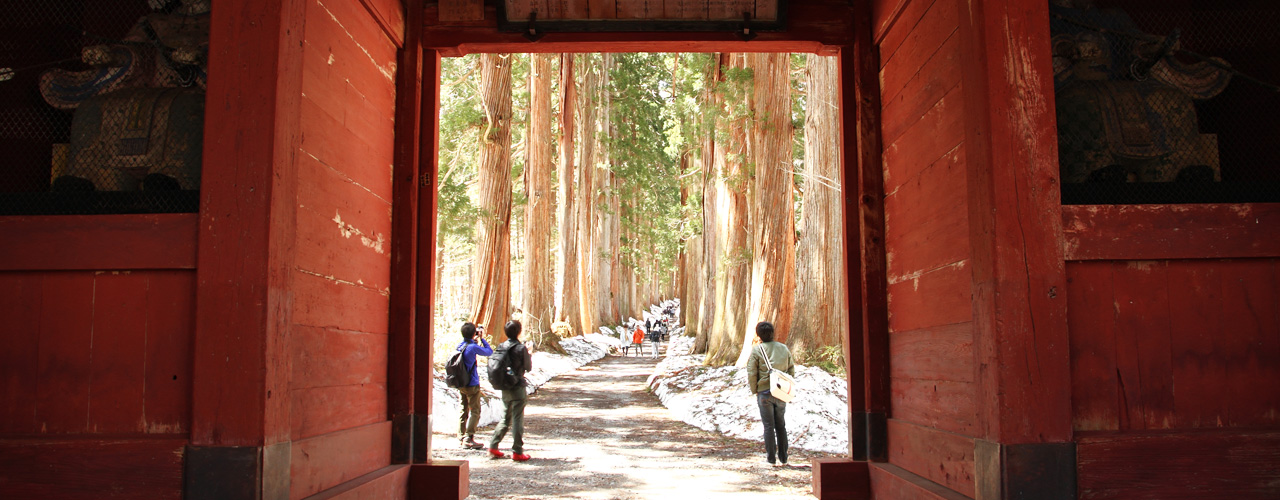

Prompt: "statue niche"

[1050,0,1232,184]
[39,0,209,193]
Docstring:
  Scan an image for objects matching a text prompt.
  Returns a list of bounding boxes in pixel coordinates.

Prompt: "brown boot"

[464,437,485,450]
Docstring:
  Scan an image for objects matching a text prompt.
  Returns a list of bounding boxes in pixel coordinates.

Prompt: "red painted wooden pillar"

[957,0,1075,498]
[815,2,887,499]
[188,0,308,498]
[405,38,468,500]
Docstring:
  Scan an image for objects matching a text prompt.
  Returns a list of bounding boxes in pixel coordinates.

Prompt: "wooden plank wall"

[0,215,198,498]
[1066,205,1280,499]
[872,0,976,497]
[289,0,400,498]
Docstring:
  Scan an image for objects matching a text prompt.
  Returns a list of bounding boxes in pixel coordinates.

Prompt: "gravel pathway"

[432,354,836,499]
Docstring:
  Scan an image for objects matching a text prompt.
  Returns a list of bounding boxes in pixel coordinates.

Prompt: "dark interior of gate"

[0,1,1277,499]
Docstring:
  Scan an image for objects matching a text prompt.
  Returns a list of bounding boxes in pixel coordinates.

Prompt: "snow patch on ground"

[431,333,617,434]
[647,335,850,454]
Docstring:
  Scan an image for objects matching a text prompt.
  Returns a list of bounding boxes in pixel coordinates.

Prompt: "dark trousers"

[458,385,482,439]
[489,385,528,454]
[757,392,788,463]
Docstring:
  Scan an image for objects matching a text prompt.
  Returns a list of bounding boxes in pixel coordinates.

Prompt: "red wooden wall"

[1065,204,1280,499]
[0,0,410,498]
[872,0,977,497]
[0,215,197,499]
[287,0,401,497]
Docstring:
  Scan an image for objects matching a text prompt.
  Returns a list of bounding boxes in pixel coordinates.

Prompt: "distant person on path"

[632,324,645,356]
[489,320,534,462]
[646,321,662,358]
[457,322,492,449]
[747,321,795,466]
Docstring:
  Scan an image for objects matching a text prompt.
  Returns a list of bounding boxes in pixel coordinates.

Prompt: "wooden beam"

[411,48,442,462]
[422,0,854,55]
[0,438,186,499]
[957,0,1073,496]
[838,42,868,460]
[191,0,307,456]
[851,0,890,429]
[1077,429,1280,499]
[0,214,197,271]
[389,0,424,457]
[1063,204,1280,261]
[957,0,1071,444]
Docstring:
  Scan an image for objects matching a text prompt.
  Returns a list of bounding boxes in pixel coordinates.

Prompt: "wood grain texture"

[850,0,892,416]
[1067,259,1280,431]
[886,260,972,333]
[0,273,41,433]
[356,0,406,45]
[0,214,198,271]
[290,384,388,441]
[413,51,442,419]
[880,85,965,198]
[388,0,424,420]
[878,0,956,107]
[87,272,150,433]
[879,33,962,147]
[1077,430,1280,500]
[958,0,1072,443]
[423,0,855,55]
[890,378,976,435]
[35,273,95,434]
[290,421,392,500]
[1066,262,1120,432]
[883,146,968,280]
[1113,261,1175,430]
[439,0,484,22]
[890,322,973,383]
[193,0,307,447]
[1063,204,1280,261]
[0,438,186,499]
[306,465,408,500]
[886,418,975,498]
[869,462,974,500]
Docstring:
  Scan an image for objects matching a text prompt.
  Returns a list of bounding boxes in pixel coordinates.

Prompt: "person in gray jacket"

[746,321,795,466]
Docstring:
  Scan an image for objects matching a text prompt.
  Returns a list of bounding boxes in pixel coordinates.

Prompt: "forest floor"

[431,352,841,500]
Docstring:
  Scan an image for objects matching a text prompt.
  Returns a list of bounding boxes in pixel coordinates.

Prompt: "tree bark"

[524,54,555,344]
[705,53,752,366]
[693,54,722,354]
[471,53,514,337]
[577,55,601,334]
[555,53,581,338]
[789,54,846,364]
[737,52,797,366]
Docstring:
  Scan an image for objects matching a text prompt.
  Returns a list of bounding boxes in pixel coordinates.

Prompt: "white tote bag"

[757,345,796,403]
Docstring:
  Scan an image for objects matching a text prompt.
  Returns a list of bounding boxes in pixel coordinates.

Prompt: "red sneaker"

[488,448,505,459]
[512,453,531,462]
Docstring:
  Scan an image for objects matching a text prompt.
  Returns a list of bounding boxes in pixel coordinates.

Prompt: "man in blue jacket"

[457,322,492,449]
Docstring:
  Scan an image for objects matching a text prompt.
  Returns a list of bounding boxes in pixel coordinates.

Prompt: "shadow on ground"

[433,353,842,500]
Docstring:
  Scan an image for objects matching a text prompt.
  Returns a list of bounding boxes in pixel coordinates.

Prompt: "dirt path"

[432,354,833,500]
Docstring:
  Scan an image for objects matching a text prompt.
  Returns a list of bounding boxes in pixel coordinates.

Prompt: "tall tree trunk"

[471,53,514,337]
[555,53,581,337]
[789,54,846,364]
[706,53,752,366]
[737,52,797,366]
[693,54,722,354]
[577,55,601,334]
[524,54,555,343]
[600,54,621,326]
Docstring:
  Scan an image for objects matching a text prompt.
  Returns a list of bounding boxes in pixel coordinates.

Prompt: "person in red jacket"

[631,325,645,356]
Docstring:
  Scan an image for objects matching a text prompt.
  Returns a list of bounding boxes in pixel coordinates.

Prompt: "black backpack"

[487,341,523,390]
[444,349,470,388]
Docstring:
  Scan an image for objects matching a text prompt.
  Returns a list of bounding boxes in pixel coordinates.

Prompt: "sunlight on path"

[433,354,819,500]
